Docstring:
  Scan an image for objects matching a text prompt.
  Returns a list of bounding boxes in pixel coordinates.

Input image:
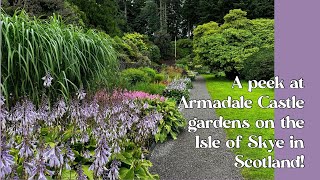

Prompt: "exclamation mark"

[299,155,305,168]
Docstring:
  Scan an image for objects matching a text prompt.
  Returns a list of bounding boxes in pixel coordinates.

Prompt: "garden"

[1,1,274,180]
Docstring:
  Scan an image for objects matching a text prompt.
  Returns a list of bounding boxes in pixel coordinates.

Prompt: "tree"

[69,0,123,36]
[139,0,160,36]
[193,9,274,79]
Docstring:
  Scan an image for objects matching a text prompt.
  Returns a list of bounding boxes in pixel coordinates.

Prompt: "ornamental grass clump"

[1,11,118,104]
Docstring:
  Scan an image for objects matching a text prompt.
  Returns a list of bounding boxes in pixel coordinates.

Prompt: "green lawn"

[203,75,274,180]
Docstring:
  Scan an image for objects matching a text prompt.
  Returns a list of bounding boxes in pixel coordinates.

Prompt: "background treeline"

[1,0,273,38]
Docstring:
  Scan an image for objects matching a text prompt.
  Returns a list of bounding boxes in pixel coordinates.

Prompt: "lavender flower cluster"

[165,78,192,92]
[0,86,163,179]
[163,78,192,101]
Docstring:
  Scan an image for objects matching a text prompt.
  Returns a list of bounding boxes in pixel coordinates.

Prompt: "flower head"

[42,73,53,87]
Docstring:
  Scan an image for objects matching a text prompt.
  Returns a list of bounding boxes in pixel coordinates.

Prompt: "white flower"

[42,73,53,87]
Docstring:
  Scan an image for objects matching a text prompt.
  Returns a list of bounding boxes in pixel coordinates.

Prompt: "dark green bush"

[241,47,274,81]
[121,68,150,85]
[173,38,193,59]
[139,67,157,81]
[149,45,161,63]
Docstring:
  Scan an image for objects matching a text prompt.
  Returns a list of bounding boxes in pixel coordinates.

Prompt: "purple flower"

[89,136,111,176]
[16,138,35,158]
[83,150,91,159]
[45,145,63,168]
[77,89,86,100]
[76,164,88,180]
[108,160,121,180]
[27,149,54,180]
[0,138,14,179]
[42,73,53,87]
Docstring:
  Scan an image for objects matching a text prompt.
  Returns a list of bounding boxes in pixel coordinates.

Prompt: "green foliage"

[193,21,220,40]
[116,142,159,180]
[121,68,151,85]
[148,44,161,63]
[193,9,274,79]
[129,83,166,95]
[154,31,173,59]
[139,67,157,81]
[2,0,87,27]
[68,0,123,36]
[221,9,252,29]
[147,99,186,143]
[154,73,166,82]
[1,12,118,104]
[138,0,160,36]
[250,19,274,48]
[241,47,274,81]
[173,38,193,60]
[119,33,160,64]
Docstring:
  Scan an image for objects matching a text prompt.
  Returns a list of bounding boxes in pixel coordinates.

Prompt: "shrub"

[149,44,161,63]
[122,32,160,64]
[154,73,165,82]
[129,83,166,95]
[161,66,183,80]
[172,38,193,60]
[139,67,157,81]
[187,71,196,81]
[241,47,274,81]
[149,99,186,142]
[121,68,150,85]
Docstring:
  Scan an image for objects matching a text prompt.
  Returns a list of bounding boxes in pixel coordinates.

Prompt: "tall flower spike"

[108,160,121,180]
[42,73,53,87]
[0,137,15,179]
[89,135,111,176]
[76,164,88,180]
[27,148,54,180]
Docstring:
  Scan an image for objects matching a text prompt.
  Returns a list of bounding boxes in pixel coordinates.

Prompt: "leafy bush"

[139,67,157,81]
[148,44,161,63]
[154,73,166,82]
[150,99,187,143]
[113,36,151,66]
[129,83,166,95]
[161,66,183,80]
[122,32,161,64]
[1,12,118,104]
[193,9,274,79]
[241,47,274,81]
[121,68,151,85]
[172,38,193,59]
[187,71,197,81]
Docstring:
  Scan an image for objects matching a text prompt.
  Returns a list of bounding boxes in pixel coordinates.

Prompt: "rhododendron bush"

[0,82,186,179]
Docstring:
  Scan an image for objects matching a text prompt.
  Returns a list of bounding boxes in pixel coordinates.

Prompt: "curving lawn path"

[150,76,243,180]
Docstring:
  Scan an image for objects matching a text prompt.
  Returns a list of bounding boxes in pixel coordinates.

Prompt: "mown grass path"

[150,76,243,180]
